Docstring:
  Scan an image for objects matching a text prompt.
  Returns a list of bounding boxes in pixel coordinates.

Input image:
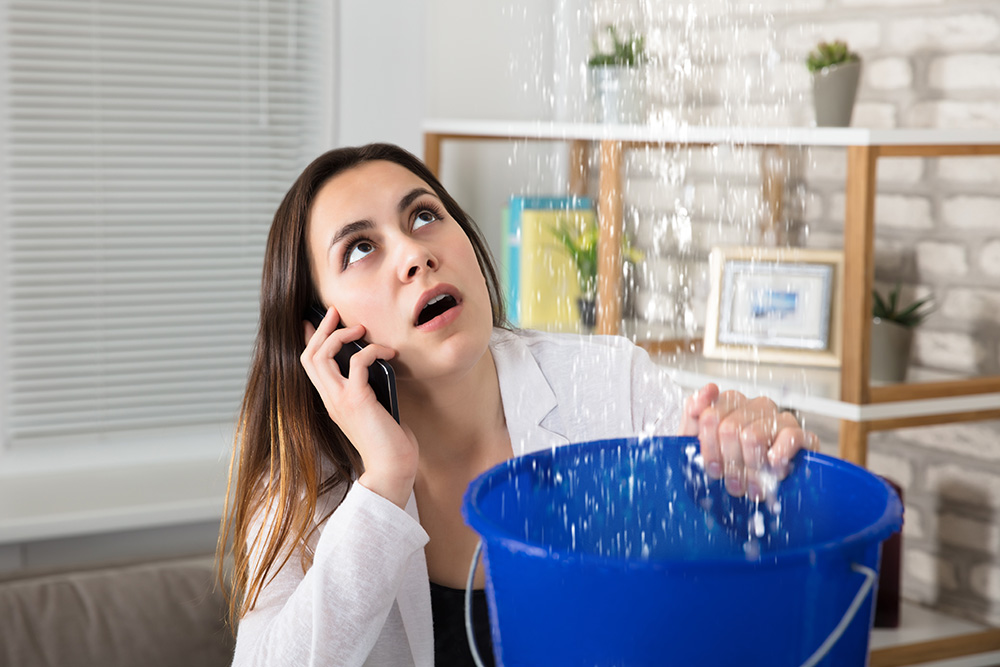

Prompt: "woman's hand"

[300,306,418,508]
[679,383,818,499]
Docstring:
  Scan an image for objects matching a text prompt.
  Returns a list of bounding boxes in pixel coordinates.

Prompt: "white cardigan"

[231,328,683,666]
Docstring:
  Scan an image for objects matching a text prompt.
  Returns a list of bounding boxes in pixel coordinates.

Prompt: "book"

[505,196,593,328]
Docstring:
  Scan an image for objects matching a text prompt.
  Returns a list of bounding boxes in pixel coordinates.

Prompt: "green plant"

[588,25,646,68]
[549,217,641,298]
[806,39,860,73]
[872,283,934,328]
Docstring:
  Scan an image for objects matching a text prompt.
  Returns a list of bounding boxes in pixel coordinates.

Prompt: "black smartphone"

[305,304,399,423]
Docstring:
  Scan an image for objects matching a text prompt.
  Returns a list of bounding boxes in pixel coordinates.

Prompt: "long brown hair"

[217,143,506,626]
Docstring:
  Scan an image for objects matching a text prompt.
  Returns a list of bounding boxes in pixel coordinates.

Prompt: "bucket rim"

[462,436,903,571]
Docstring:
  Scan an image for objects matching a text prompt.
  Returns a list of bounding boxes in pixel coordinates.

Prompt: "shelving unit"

[424,118,1000,665]
[423,119,1000,466]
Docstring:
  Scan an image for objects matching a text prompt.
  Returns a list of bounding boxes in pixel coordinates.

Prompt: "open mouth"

[416,293,459,326]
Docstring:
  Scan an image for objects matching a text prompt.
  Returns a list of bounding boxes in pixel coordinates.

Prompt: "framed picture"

[703,246,844,367]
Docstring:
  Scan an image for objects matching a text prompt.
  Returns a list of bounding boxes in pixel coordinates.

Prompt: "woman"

[219,143,817,666]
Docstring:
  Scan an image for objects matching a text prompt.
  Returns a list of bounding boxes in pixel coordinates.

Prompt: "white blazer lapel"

[491,329,569,456]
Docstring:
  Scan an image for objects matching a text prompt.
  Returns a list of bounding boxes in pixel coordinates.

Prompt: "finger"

[680,383,719,436]
[717,411,746,497]
[717,399,779,467]
[315,324,366,364]
[739,416,780,501]
[768,424,820,478]
[303,305,341,347]
[697,405,723,480]
[346,343,397,382]
[302,324,364,389]
[712,389,751,420]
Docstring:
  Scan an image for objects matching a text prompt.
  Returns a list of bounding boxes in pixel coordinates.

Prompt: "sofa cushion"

[0,556,234,667]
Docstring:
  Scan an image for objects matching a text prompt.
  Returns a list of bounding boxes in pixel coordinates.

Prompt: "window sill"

[0,439,230,545]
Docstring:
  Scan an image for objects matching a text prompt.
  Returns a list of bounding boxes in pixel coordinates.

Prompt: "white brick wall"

[852,102,897,129]
[938,514,1000,555]
[905,548,960,591]
[942,196,1000,229]
[913,330,985,373]
[905,101,1000,128]
[866,58,913,90]
[886,13,1000,52]
[877,158,924,185]
[902,503,923,540]
[940,289,1000,322]
[784,20,882,54]
[916,242,967,278]
[925,464,1000,508]
[929,55,1000,92]
[830,192,934,228]
[868,450,914,488]
[970,563,1000,603]
[941,157,1000,185]
[979,241,1000,276]
[895,423,1000,462]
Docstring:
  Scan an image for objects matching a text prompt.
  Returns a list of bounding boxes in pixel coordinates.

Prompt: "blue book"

[505,196,593,326]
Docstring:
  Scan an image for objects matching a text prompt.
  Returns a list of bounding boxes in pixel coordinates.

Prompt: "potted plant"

[871,282,934,383]
[806,39,861,127]
[549,217,641,330]
[588,25,647,124]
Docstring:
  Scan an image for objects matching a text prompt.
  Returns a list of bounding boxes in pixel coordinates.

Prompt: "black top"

[429,581,495,667]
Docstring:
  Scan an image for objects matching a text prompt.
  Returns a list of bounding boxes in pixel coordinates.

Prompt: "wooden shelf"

[423,119,1000,148]
[424,118,1000,463]
[871,602,1000,666]
[657,351,1000,424]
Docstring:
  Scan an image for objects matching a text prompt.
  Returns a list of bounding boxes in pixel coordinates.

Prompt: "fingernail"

[707,462,722,479]
[747,481,762,500]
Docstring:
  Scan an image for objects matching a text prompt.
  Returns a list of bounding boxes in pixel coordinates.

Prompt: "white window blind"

[1,0,331,449]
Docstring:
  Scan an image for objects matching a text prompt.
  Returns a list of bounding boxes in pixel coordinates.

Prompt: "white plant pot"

[589,66,646,124]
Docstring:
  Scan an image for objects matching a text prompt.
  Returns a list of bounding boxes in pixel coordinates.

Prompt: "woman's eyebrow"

[398,187,436,213]
[330,219,373,248]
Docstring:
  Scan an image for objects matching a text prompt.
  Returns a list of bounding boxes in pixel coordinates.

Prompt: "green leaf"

[872,290,888,318]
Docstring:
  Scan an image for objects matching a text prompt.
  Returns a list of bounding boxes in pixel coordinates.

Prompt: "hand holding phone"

[305,304,399,423]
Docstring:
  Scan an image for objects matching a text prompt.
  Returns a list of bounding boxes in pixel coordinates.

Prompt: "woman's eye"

[414,209,439,229]
[346,240,374,266]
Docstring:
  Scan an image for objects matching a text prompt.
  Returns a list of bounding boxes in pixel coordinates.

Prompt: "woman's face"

[306,160,494,381]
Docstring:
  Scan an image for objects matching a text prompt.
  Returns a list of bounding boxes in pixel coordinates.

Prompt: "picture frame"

[703,246,844,367]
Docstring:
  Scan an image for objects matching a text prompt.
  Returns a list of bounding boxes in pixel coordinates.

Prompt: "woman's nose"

[397,238,438,281]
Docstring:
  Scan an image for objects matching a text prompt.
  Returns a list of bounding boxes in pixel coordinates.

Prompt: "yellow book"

[518,208,596,332]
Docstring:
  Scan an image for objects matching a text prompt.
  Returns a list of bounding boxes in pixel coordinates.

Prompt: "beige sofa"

[0,556,234,667]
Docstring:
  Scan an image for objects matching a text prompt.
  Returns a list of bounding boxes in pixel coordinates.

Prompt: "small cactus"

[806,40,860,73]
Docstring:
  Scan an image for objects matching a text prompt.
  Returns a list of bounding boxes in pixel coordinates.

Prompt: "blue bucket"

[462,436,903,667]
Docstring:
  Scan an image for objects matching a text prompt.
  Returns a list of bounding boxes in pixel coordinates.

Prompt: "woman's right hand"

[300,306,418,508]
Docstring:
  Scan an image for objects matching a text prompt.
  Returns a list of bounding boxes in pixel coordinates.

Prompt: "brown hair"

[217,143,506,626]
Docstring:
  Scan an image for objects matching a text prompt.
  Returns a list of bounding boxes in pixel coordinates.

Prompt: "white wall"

[336,0,571,260]
[336,1,425,154]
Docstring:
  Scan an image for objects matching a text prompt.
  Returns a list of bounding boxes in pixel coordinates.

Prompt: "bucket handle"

[799,562,877,667]
[465,541,875,667]
[465,539,488,667]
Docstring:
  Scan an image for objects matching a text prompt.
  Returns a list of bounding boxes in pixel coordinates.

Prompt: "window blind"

[1,0,331,447]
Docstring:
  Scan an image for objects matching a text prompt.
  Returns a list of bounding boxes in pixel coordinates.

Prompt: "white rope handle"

[465,539,487,667]
[799,562,877,667]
